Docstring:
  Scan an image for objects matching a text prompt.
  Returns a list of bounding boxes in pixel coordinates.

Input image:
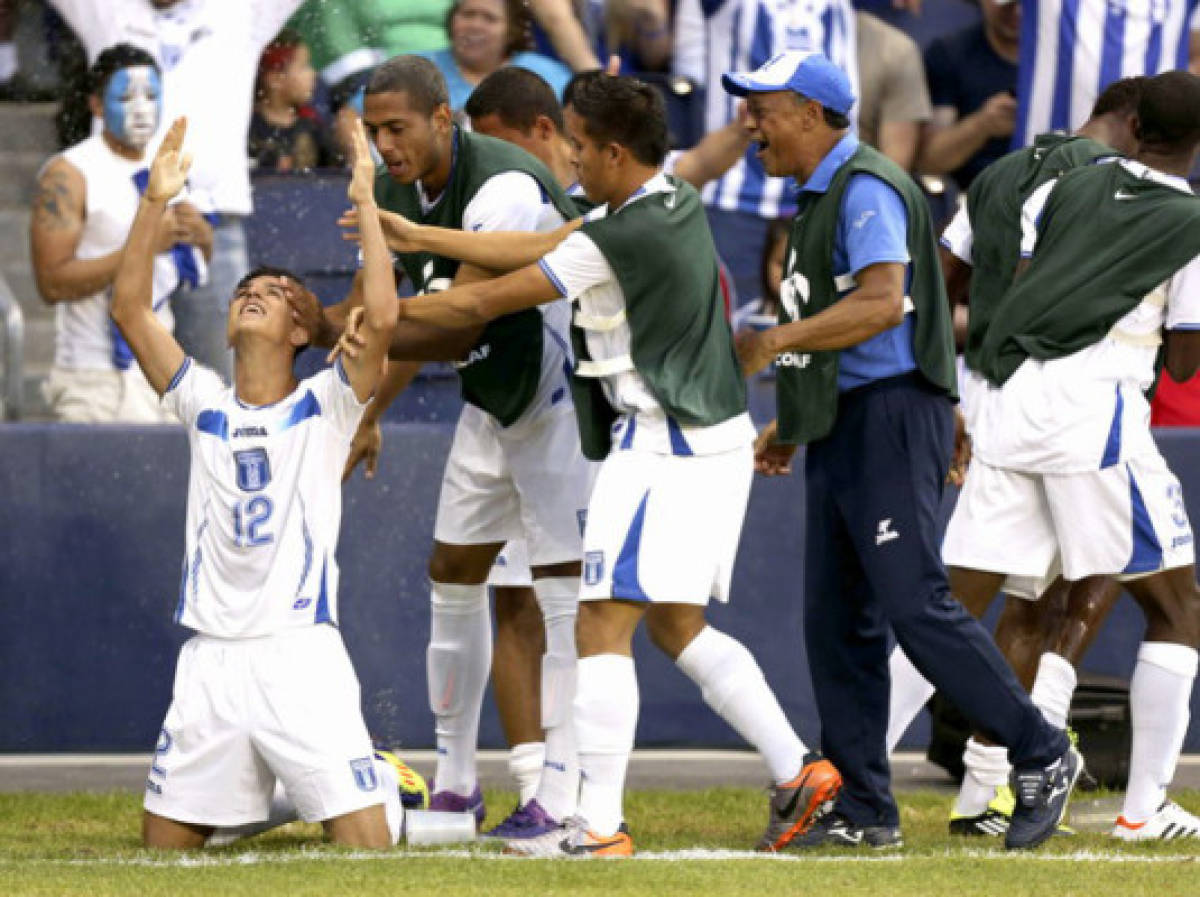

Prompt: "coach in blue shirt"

[725,51,1077,851]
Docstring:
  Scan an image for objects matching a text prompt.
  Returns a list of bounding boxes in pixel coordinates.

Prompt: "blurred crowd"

[3,0,1199,424]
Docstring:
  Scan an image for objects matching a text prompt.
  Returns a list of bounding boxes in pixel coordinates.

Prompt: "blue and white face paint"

[102,65,162,149]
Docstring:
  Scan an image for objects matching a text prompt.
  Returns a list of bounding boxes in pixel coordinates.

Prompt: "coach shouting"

[727,50,1078,851]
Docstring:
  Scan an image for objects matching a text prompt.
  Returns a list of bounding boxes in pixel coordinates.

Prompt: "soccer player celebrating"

[726,51,1081,851]
[886,76,1145,836]
[951,70,1200,841]
[111,115,399,849]
[361,71,841,857]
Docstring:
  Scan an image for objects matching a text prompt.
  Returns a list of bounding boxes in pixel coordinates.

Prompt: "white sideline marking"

[15,848,1200,868]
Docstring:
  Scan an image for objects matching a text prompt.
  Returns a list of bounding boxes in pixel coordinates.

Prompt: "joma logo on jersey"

[453,344,491,369]
[232,426,267,438]
[234,448,271,492]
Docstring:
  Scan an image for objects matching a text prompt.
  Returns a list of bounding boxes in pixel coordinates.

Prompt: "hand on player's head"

[146,117,193,203]
[346,112,376,206]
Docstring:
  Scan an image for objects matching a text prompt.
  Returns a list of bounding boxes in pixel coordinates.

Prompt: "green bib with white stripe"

[374,128,579,426]
[778,144,956,445]
[977,161,1200,386]
[964,133,1113,372]
[569,176,746,461]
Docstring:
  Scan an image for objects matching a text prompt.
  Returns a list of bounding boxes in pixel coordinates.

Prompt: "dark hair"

[1091,75,1147,119]
[568,72,668,166]
[1137,70,1200,156]
[446,0,533,59]
[465,66,563,133]
[255,27,305,99]
[821,106,851,130]
[365,55,449,115]
[88,43,159,97]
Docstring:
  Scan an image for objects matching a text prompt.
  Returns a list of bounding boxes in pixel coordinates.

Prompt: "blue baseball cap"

[721,51,856,116]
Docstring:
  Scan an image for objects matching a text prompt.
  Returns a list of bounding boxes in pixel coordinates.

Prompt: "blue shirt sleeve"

[838,174,910,278]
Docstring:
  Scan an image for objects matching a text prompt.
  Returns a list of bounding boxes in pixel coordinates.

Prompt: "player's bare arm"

[735,262,907,376]
[399,263,561,330]
[332,113,400,404]
[1164,329,1200,384]
[339,206,582,273]
[108,117,190,395]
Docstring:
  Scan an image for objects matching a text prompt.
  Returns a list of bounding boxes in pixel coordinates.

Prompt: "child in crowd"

[249,28,339,171]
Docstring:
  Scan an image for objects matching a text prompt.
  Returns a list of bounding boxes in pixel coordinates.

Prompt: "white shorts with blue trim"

[143,625,381,827]
[434,402,595,567]
[579,445,753,605]
[942,454,1195,587]
[487,538,534,588]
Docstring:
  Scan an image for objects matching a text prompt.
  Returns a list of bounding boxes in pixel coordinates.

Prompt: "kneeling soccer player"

[110,115,400,848]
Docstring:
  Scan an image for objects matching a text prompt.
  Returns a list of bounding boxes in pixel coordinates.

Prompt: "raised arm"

[337,114,399,403]
[108,117,190,395]
[339,206,582,273]
[399,263,563,330]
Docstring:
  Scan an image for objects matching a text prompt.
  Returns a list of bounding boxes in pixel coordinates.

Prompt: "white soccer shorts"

[143,625,382,827]
[579,445,753,605]
[943,454,1195,586]
[434,402,595,568]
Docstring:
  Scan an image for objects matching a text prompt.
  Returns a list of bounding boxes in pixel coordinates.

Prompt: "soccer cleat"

[786,812,903,849]
[373,749,429,810]
[427,782,486,826]
[1112,801,1200,841]
[482,799,561,840]
[504,816,634,858]
[756,752,843,851]
[949,784,1015,837]
[1005,745,1082,850]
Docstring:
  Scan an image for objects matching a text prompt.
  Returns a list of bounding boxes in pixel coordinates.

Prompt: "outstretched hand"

[338,207,421,253]
[346,112,377,206]
[146,117,192,203]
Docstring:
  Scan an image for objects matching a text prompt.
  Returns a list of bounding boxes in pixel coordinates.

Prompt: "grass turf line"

[1,789,1198,896]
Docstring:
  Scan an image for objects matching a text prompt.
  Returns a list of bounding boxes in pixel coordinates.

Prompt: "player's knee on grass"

[142,811,212,849]
[427,541,505,585]
[323,803,391,849]
[645,605,708,660]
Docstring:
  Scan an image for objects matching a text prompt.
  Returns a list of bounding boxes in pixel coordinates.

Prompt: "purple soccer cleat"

[427,782,486,826]
[482,799,562,840]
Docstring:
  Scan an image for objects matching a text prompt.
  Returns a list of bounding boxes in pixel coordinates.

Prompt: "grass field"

[2,789,1199,896]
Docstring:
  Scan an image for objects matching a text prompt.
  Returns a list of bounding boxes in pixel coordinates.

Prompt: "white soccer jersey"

[1014,0,1200,147]
[163,358,367,638]
[673,0,858,219]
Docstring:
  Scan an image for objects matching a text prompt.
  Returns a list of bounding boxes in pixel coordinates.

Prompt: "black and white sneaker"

[788,812,903,849]
[1006,746,1082,850]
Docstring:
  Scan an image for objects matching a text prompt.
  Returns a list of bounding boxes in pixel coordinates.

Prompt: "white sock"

[509,742,546,807]
[675,626,806,785]
[532,576,579,821]
[886,647,936,754]
[375,755,404,845]
[427,581,491,797]
[1029,651,1077,729]
[1122,641,1198,823]
[953,737,1011,817]
[575,654,637,837]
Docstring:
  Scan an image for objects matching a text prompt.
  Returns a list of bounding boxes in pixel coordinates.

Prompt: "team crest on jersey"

[350,757,378,792]
[584,550,605,586]
[234,448,271,492]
